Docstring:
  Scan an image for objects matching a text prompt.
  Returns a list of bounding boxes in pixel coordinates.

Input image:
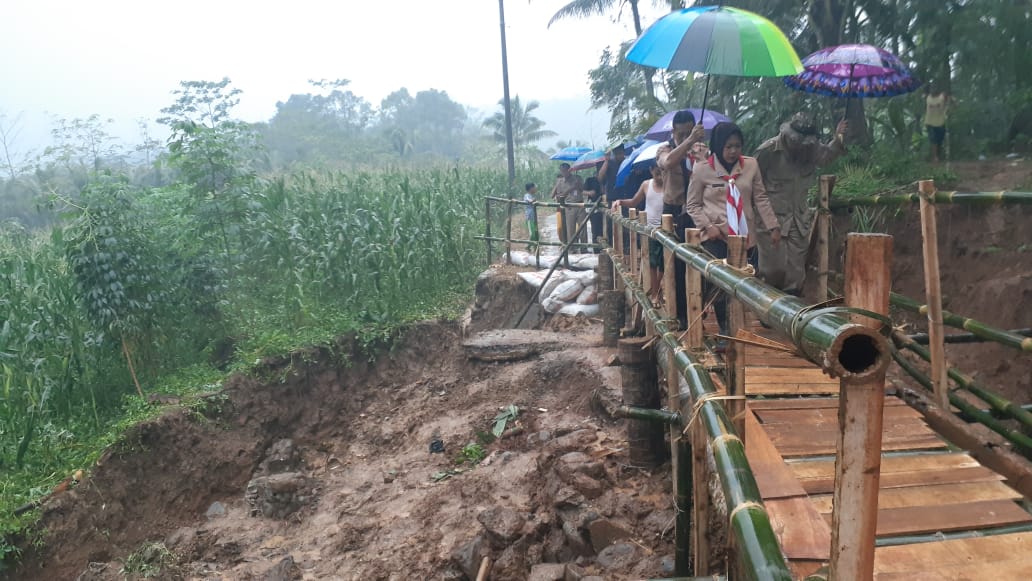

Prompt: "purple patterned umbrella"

[784,44,921,99]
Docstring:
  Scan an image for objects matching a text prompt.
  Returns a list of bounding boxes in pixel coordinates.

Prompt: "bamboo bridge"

[483,179,1032,580]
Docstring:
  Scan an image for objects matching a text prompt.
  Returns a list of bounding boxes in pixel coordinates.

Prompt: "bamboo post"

[918,180,949,409]
[662,215,677,325]
[817,175,836,302]
[620,337,664,467]
[683,228,712,576]
[726,235,748,438]
[505,193,514,264]
[830,233,892,581]
[475,556,491,581]
[484,197,492,264]
[602,195,609,244]
[628,209,639,277]
[639,212,649,291]
[614,210,624,258]
[559,199,571,269]
[668,350,692,576]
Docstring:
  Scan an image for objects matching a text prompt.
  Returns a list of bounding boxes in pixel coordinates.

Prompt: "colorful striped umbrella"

[627,6,802,121]
[784,44,921,99]
[627,6,803,76]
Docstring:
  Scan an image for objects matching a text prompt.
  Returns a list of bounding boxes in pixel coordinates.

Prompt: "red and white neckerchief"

[709,156,747,237]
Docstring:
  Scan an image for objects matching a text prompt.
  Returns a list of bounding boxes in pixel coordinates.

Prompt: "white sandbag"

[558,303,600,317]
[576,285,597,305]
[539,272,569,302]
[517,271,547,288]
[548,279,584,303]
[508,250,532,266]
[566,270,598,285]
[535,255,559,269]
[542,295,566,314]
[572,255,599,270]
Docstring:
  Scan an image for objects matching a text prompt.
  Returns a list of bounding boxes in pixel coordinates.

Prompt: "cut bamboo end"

[826,324,891,382]
[661,213,674,232]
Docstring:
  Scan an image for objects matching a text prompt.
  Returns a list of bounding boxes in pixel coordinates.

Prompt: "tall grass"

[0,165,506,561]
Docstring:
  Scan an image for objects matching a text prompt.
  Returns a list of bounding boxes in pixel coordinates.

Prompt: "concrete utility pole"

[498,0,516,187]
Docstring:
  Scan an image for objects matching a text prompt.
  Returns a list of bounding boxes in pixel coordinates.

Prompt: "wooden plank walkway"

[705,320,1032,580]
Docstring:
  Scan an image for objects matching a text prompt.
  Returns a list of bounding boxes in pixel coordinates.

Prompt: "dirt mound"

[11,314,679,580]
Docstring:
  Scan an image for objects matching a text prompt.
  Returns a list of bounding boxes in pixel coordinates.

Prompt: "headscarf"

[709,122,745,174]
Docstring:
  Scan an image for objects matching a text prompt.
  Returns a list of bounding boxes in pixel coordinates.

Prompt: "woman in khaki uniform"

[685,122,781,342]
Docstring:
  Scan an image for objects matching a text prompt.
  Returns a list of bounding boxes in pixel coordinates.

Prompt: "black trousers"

[663,203,690,328]
[700,238,759,336]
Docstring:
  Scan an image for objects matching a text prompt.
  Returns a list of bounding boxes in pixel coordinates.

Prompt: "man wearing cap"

[754,113,848,297]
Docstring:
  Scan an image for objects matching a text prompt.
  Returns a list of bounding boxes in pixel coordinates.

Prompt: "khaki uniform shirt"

[685,155,779,247]
[656,142,691,206]
[552,174,584,202]
[754,135,845,236]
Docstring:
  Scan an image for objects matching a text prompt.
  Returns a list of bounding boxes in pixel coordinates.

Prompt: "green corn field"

[0,164,522,557]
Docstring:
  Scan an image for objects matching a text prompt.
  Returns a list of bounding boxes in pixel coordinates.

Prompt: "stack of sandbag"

[508,251,598,271]
[516,268,599,317]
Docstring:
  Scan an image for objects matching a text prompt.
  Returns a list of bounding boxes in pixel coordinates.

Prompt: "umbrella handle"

[699,74,711,122]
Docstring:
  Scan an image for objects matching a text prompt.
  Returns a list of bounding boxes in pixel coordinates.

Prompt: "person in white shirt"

[612,164,666,301]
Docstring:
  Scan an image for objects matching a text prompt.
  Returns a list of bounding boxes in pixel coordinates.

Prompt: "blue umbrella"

[549,146,592,162]
[615,140,662,187]
[571,149,607,171]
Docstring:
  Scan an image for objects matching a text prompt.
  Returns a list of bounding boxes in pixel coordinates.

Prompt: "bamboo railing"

[608,249,793,581]
[890,290,1032,352]
[828,190,1032,209]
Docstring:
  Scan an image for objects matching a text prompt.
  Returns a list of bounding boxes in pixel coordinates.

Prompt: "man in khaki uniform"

[754,113,847,296]
[551,162,585,244]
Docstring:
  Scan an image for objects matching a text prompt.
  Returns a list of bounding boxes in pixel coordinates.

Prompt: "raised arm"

[613,179,649,210]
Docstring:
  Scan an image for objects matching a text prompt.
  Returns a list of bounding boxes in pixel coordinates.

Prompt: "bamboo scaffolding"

[892,331,1032,433]
[889,342,1032,454]
[607,249,792,581]
[890,290,1032,352]
[828,190,1032,209]
[611,213,890,379]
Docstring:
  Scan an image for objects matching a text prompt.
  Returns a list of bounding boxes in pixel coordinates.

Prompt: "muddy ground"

[10,158,1032,581]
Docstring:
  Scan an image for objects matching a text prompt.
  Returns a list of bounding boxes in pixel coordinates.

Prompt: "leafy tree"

[482,95,557,148]
[378,88,468,158]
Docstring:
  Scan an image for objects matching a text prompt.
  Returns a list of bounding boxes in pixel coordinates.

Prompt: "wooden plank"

[873,531,1032,575]
[766,496,832,560]
[746,368,835,379]
[744,411,807,499]
[811,480,1023,514]
[748,397,907,411]
[755,405,922,426]
[789,560,826,580]
[876,556,1032,580]
[789,453,980,480]
[736,328,795,351]
[779,436,946,458]
[766,421,944,457]
[798,464,1003,495]
[746,383,841,396]
[873,499,1032,537]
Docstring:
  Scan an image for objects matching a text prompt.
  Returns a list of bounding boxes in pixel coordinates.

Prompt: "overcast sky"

[1,0,669,155]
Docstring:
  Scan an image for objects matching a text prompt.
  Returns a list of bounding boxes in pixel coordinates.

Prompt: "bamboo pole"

[484,195,592,207]
[817,175,836,302]
[908,328,1032,344]
[918,180,949,409]
[612,213,890,379]
[558,199,571,269]
[669,347,691,575]
[684,228,711,577]
[606,249,792,580]
[639,212,649,292]
[615,405,681,424]
[628,208,639,278]
[474,235,599,250]
[726,235,748,438]
[892,331,1032,433]
[662,215,677,324]
[827,190,1032,209]
[830,233,892,581]
[505,193,514,264]
[889,290,1032,352]
[475,556,491,581]
[484,197,492,264]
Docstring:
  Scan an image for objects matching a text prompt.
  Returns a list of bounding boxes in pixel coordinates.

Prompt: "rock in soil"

[477,506,528,546]
[528,562,567,581]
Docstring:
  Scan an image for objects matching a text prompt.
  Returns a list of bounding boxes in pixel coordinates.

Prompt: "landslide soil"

[11,304,678,579]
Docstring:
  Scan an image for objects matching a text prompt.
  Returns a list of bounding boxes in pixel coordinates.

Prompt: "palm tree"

[546,0,662,103]
[482,96,557,148]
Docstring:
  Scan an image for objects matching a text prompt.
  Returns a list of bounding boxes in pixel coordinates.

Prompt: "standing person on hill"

[686,122,781,343]
[523,182,540,252]
[924,83,950,163]
[754,113,847,297]
[656,110,706,328]
[612,165,666,301]
[551,162,585,246]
